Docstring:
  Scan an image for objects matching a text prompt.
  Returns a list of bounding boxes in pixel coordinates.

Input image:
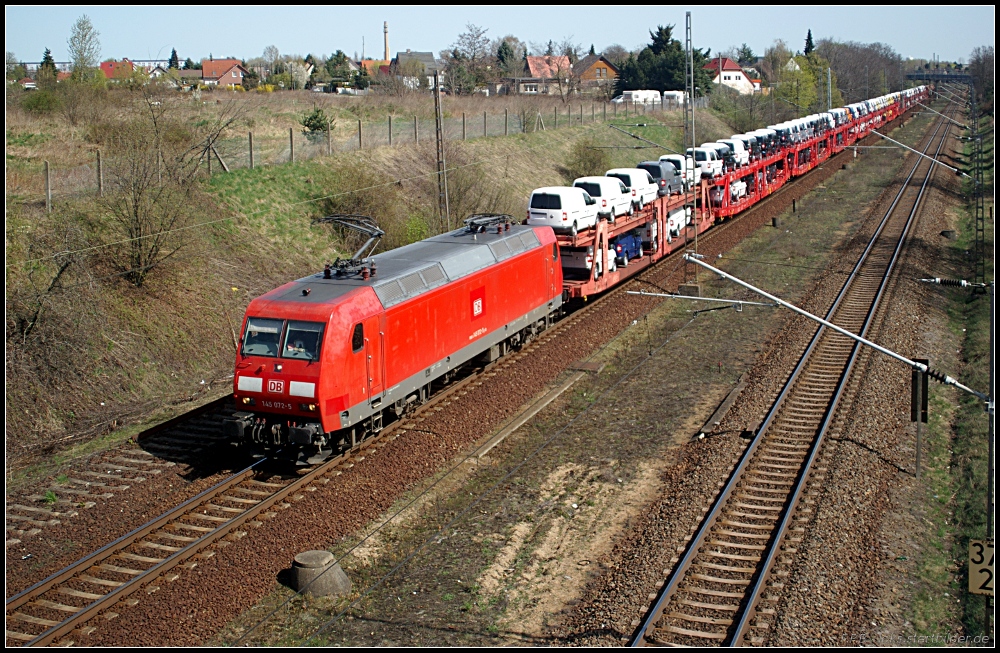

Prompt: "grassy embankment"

[909,115,994,640]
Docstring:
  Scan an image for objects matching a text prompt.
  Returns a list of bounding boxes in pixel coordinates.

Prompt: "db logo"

[267,379,284,394]
[471,287,486,320]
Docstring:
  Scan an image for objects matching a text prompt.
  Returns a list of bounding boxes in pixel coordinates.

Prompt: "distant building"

[704,57,756,95]
[201,58,247,87]
[507,55,572,94]
[573,54,619,93]
[100,58,137,80]
[393,50,444,89]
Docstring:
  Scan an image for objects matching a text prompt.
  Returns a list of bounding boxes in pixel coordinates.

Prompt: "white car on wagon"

[573,176,632,222]
[605,168,659,211]
[526,186,599,236]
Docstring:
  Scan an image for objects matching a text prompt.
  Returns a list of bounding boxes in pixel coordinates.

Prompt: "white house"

[704,57,756,95]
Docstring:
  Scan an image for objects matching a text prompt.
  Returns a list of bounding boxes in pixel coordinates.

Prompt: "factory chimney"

[384,21,389,62]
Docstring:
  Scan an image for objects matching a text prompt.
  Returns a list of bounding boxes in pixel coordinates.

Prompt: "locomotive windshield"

[282,321,324,360]
[241,318,324,360]
[242,318,283,357]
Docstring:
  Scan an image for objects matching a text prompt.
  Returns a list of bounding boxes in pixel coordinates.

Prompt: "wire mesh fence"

[17,96,709,209]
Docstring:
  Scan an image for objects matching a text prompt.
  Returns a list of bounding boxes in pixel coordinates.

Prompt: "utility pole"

[684,11,699,291]
[433,70,450,230]
[827,67,832,111]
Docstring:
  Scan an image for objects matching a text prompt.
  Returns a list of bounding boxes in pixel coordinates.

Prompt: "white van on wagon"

[526,186,599,236]
[573,176,632,222]
[660,154,697,190]
[687,147,723,179]
[605,168,659,210]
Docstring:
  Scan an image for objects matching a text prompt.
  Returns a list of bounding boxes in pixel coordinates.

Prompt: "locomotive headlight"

[299,403,317,412]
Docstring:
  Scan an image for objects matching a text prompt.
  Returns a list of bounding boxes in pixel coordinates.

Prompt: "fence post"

[554,106,558,128]
[592,103,595,122]
[208,146,212,174]
[505,108,509,136]
[358,120,362,149]
[289,127,294,163]
[483,110,487,137]
[96,149,103,196]
[414,116,418,143]
[579,104,582,124]
[463,112,467,140]
[249,132,254,169]
[327,121,333,155]
[614,102,617,117]
[388,115,392,147]
[44,160,51,213]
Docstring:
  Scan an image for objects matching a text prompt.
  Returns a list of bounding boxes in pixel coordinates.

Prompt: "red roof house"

[201,58,248,86]
[100,58,137,80]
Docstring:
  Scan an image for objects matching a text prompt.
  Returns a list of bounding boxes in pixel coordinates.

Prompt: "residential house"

[177,69,203,87]
[704,57,756,95]
[393,50,443,89]
[358,59,389,77]
[100,58,137,81]
[573,54,619,93]
[508,55,572,95]
[201,58,248,87]
[18,78,37,90]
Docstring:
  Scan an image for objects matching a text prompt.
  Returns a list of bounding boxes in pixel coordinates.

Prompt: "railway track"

[4,106,920,647]
[629,102,956,647]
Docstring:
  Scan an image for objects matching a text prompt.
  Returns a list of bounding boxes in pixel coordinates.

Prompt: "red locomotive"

[225,215,563,463]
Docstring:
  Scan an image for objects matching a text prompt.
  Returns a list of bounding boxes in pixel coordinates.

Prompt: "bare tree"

[67,14,101,79]
[263,45,280,79]
[968,45,994,106]
[603,44,630,68]
[98,87,250,287]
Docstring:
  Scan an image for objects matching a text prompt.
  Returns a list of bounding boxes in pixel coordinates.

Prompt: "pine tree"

[168,48,179,69]
[589,44,596,56]
[40,47,56,72]
[38,47,57,89]
[804,30,815,56]
[496,40,516,74]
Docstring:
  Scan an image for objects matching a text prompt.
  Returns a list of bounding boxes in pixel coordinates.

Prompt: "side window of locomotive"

[351,323,364,353]
[242,317,283,357]
[282,320,324,360]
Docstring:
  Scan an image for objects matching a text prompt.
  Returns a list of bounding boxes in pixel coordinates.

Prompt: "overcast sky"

[5,5,994,65]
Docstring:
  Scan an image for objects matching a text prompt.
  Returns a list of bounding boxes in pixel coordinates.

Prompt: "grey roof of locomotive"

[265,225,543,307]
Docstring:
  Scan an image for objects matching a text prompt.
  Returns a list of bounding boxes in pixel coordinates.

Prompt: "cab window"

[242,318,283,357]
[282,321,324,360]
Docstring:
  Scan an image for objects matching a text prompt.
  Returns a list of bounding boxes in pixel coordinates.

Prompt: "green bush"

[21,90,61,114]
[562,137,611,182]
[301,107,330,133]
